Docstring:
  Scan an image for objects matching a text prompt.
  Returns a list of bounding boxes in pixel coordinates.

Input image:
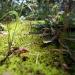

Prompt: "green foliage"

[0,0,75,75]
[0,11,19,22]
[0,21,68,75]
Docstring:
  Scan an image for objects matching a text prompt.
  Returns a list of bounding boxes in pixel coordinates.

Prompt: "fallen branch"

[58,39,75,62]
[0,47,29,65]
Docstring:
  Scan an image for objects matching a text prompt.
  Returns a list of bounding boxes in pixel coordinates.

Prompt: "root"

[58,39,75,62]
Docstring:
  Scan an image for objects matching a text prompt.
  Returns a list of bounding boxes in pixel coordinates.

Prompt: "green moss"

[0,21,68,75]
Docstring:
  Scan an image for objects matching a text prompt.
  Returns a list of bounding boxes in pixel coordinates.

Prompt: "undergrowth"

[0,20,69,75]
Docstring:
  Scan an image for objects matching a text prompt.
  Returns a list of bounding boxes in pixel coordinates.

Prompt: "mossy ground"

[0,20,69,75]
